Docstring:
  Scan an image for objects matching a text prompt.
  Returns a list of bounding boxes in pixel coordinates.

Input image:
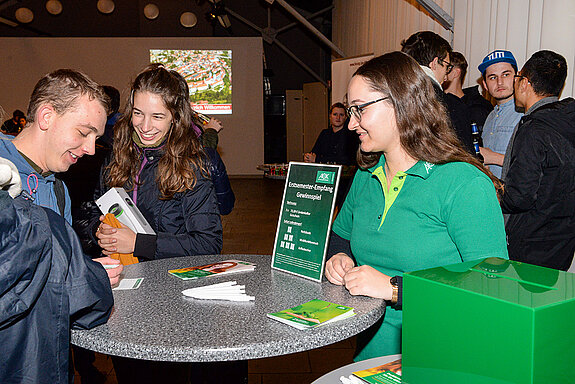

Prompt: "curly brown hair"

[106,64,208,200]
[353,51,502,194]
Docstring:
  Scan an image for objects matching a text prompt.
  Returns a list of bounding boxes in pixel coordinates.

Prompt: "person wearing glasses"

[324,52,508,360]
[477,50,523,180]
[443,51,494,131]
[501,50,575,271]
[401,31,474,154]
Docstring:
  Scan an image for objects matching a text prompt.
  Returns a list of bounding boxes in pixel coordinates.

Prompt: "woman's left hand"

[343,265,393,300]
[96,221,137,255]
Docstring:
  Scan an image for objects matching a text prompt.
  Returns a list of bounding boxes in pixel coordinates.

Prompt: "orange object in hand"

[102,213,139,265]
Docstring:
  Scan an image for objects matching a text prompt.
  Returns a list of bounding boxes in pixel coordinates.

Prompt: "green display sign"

[272,162,341,282]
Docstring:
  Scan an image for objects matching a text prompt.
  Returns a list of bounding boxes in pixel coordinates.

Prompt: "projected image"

[150,49,232,114]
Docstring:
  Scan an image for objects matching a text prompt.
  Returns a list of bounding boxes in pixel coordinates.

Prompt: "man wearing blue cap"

[478,50,523,179]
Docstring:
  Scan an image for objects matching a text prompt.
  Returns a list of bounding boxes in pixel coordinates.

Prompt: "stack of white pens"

[181,281,254,301]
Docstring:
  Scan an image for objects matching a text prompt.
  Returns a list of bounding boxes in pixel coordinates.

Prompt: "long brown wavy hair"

[354,51,503,194]
[106,64,208,199]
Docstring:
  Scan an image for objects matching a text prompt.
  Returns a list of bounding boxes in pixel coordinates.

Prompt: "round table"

[71,254,386,362]
[311,354,401,383]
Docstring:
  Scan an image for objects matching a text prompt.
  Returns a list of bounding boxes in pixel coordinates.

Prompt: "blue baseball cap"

[478,50,518,75]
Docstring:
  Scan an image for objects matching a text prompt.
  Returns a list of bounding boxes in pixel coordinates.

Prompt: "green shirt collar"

[369,155,436,180]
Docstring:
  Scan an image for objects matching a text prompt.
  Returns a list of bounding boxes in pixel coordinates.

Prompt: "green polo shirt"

[333,156,508,360]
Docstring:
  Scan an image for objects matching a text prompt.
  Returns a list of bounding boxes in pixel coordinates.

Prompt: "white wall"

[333,0,453,58]
[453,0,575,97]
[333,0,575,98]
[0,37,264,175]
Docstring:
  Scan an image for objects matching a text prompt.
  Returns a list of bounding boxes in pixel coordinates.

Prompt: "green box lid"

[406,258,575,309]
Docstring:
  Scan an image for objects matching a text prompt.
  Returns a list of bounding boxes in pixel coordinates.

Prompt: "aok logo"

[316,171,335,184]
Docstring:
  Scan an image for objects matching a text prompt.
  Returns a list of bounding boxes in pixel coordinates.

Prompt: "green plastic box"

[402,258,575,384]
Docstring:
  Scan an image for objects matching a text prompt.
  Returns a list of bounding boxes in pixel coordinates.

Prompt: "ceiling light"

[45,0,63,15]
[144,3,159,20]
[15,7,34,23]
[97,0,115,14]
[180,12,197,28]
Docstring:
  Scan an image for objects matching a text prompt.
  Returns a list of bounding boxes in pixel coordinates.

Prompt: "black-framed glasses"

[347,97,389,121]
[514,74,529,83]
[438,58,454,74]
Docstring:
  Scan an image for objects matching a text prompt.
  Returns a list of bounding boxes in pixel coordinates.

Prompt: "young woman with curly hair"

[94,64,222,263]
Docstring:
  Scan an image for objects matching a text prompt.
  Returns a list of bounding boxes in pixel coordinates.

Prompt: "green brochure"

[353,359,403,383]
[271,162,341,281]
[267,299,355,330]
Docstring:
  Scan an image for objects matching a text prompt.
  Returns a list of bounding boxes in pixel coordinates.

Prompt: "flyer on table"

[272,162,341,281]
[353,358,403,384]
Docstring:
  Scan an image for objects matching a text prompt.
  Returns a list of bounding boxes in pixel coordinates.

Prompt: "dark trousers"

[71,345,106,384]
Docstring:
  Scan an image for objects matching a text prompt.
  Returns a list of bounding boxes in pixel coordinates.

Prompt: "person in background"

[303,102,358,165]
[195,114,224,149]
[501,50,575,271]
[99,85,122,147]
[17,115,26,132]
[304,102,358,210]
[324,51,508,360]
[443,51,493,130]
[180,81,234,215]
[1,109,25,135]
[401,31,474,154]
[0,157,114,384]
[477,50,523,179]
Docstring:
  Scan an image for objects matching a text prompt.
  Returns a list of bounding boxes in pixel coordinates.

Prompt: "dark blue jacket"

[205,147,235,215]
[89,145,223,261]
[0,193,113,384]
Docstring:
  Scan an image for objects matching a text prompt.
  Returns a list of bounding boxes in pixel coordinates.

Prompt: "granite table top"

[71,254,386,362]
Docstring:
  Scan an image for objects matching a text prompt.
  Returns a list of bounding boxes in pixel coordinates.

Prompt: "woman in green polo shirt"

[324,51,508,360]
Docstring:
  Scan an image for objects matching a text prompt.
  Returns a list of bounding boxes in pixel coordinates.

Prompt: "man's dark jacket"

[433,83,475,154]
[501,98,575,270]
[462,85,494,128]
[0,193,113,384]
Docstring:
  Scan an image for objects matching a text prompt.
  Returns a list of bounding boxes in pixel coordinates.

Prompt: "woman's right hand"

[325,253,355,285]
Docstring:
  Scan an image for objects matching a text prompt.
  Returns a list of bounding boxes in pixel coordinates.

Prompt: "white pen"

[184,287,245,293]
[182,288,245,297]
[103,264,121,270]
[185,293,255,301]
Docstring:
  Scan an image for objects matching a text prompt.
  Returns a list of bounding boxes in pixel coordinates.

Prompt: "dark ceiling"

[0,0,335,93]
